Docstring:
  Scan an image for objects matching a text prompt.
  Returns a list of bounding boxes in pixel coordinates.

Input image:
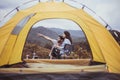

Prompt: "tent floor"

[25,59,91,66]
[0,65,107,74]
[0,59,107,74]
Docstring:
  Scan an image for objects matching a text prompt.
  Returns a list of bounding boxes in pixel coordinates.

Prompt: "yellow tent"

[0,1,120,73]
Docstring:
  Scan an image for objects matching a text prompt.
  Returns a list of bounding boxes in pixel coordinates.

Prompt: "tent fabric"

[0,2,120,73]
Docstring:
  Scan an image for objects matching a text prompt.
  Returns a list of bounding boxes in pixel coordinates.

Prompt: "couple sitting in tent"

[37,31,72,59]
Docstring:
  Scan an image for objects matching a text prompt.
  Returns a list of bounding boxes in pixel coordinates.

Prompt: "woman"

[37,33,64,59]
[63,31,72,44]
[60,31,72,57]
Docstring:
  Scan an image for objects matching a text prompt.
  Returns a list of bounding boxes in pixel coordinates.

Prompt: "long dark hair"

[64,31,72,44]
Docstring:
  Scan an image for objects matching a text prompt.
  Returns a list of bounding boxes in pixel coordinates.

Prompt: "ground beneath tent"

[0,72,120,80]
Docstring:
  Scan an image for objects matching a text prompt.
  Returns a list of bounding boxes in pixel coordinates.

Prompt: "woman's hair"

[64,31,72,44]
[57,35,64,44]
[59,35,64,41]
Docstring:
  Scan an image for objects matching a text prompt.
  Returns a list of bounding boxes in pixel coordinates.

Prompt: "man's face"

[57,37,60,41]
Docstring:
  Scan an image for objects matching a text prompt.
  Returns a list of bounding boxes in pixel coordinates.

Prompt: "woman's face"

[62,33,66,38]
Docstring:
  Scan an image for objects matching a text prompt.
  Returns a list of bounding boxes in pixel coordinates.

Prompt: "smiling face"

[57,35,64,45]
[57,36,61,41]
[62,33,66,38]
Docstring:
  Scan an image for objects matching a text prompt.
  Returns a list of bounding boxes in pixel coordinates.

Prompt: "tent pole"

[16,7,19,11]
[38,0,40,2]
[82,5,85,9]
[51,0,54,2]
